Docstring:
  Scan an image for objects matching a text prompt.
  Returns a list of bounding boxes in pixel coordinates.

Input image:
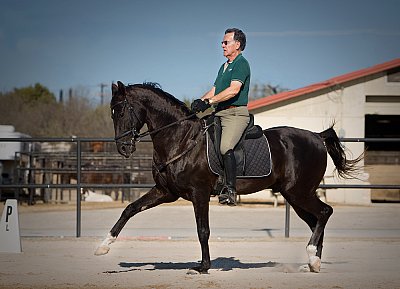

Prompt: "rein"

[112,98,196,144]
[112,97,204,172]
[137,113,197,141]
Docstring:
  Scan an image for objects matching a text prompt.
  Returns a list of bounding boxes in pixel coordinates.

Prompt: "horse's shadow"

[103,257,291,274]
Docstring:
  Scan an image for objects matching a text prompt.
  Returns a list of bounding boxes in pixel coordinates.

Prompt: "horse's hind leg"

[290,197,333,272]
[95,186,178,255]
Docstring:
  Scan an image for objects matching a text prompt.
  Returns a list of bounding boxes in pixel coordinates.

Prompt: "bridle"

[111,98,142,145]
[111,96,208,173]
[111,98,196,145]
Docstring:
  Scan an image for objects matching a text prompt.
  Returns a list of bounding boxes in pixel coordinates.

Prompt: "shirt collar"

[227,53,242,64]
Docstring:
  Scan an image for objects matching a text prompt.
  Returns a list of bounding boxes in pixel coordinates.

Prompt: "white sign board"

[0,199,22,253]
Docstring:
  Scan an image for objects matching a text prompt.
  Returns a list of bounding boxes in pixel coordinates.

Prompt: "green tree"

[11,83,56,105]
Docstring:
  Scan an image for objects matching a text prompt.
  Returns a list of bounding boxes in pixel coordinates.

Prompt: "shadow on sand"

[103,257,308,274]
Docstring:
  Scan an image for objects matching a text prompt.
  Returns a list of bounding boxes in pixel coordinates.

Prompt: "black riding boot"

[218,149,237,206]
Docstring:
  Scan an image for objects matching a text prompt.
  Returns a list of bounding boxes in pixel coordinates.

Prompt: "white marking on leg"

[306,245,321,273]
[94,232,117,256]
[306,245,317,257]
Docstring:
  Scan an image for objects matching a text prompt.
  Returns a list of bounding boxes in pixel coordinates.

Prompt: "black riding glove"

[191,99,211,113]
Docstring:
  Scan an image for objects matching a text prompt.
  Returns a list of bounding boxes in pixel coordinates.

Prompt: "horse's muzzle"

[117,143,136,158]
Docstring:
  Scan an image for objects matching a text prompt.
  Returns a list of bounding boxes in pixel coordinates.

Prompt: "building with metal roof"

[248,58,400,204]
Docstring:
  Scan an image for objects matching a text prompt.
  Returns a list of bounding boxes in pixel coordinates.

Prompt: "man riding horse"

[96,28,363,275]
[191,28,250,206]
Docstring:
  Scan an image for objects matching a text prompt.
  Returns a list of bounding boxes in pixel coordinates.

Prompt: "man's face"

[222,32,240,58]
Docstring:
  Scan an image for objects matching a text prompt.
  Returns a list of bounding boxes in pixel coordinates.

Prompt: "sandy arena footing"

[0,202,399,288]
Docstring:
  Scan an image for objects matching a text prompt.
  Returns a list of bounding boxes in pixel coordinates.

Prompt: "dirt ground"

[1,237,399,289]
[0,202,399,289]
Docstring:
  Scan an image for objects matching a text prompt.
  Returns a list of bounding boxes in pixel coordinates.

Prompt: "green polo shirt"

[213,53,250,110]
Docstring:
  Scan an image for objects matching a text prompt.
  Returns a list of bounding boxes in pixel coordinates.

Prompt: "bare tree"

[0,83,114,137]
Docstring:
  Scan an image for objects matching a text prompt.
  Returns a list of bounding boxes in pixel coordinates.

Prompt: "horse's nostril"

[120,145,126,153]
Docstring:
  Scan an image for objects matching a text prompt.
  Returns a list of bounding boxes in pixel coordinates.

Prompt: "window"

[365,114,400,151]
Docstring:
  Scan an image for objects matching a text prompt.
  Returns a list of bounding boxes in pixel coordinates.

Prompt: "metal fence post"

[285,201,290,238]
[76,139,81,238]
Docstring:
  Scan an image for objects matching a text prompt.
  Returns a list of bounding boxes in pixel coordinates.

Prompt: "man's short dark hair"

[225,28,246,51]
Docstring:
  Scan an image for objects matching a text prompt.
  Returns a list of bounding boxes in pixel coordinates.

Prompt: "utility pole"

[99,83,107,106]
[59,89,63,103]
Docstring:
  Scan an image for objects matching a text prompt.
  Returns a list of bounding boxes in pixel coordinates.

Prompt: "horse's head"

[111,81,145,158]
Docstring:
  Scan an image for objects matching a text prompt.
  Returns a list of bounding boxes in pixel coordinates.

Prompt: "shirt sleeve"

[231,59,250,84]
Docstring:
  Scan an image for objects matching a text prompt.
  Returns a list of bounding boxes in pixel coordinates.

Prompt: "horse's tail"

[319,126,364,179]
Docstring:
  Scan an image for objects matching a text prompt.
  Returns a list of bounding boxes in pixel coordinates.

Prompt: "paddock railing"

[0,137,399,238]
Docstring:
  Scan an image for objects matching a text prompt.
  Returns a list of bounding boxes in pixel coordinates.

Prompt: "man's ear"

[235,41,241,51]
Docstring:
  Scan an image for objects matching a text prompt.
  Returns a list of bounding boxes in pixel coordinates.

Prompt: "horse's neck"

[144,93,190,132]
[142,93,200,155]
[151,117,202,165]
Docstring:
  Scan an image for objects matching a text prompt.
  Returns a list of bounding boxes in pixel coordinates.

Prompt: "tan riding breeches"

[215,106,250,155]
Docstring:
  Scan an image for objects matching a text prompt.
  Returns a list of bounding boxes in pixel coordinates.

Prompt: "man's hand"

[191,99,211,113]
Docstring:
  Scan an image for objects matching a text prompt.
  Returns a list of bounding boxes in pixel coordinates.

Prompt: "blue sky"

[1,0,399,103]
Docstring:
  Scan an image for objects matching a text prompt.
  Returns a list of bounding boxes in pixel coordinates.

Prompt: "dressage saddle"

[205,113,264,175]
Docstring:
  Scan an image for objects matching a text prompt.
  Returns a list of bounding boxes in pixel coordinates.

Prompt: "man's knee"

[220,146,229,155]
[220,141,235,155]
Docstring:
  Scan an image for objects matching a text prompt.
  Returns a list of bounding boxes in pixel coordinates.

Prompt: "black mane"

[141,82,163,90]
[129,82,192,114]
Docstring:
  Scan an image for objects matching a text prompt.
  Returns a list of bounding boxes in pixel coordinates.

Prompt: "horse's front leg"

[94,186,178,255]
[190,200,211,274]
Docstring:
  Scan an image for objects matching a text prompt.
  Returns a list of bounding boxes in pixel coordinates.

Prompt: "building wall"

[251,73,400,205]
[0,125,26,161]
[0,125,30,187]
[364,74,400,115]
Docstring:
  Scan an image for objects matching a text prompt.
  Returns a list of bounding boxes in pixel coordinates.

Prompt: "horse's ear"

[117,81,126,95]
[112,83,118,95]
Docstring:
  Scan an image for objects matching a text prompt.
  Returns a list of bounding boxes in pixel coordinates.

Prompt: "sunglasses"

[221,40,236,45]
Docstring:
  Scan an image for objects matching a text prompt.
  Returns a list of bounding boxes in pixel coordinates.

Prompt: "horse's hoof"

[308,256,321,273]
[187,266,209,275]
[94,245,110,256]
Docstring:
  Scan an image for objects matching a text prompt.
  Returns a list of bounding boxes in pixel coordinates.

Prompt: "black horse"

[95,81,362,274]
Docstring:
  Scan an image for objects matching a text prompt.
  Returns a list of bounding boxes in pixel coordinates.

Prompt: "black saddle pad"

[206,131,272,178]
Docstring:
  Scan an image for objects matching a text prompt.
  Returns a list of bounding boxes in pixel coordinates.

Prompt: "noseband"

[111,98,196,145]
